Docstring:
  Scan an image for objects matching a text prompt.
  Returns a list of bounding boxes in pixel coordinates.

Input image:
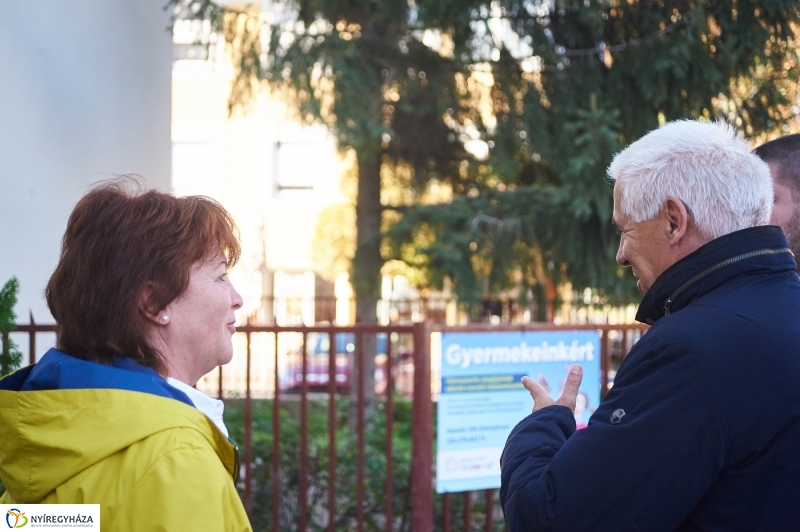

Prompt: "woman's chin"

[218,349,235,367]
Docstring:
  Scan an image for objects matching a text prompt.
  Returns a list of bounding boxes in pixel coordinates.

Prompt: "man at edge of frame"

[754,133,800,271]
[499,119,800,532]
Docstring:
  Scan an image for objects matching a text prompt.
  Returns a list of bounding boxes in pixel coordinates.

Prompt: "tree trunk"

[350,150,382,414]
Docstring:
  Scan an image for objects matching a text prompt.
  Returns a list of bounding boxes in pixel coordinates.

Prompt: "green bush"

[0,276,22,377]
[225,397,506,531]
[0,276,22,497]
[225,397,412,531]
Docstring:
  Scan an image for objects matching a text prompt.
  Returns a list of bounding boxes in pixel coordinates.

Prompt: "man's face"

[613,185,675,293]
[768,163,800,268]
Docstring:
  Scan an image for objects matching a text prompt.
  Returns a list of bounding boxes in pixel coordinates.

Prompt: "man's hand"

[521,365,583,413]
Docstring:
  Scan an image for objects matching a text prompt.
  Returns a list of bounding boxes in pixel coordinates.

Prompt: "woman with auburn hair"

[0,180,252,531]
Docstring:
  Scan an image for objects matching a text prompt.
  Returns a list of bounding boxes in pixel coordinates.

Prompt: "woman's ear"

[139,282,169,326]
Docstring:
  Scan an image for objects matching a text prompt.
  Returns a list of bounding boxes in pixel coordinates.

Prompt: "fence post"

[244,330,253,515]
[411,321,433,532]
[29,312,37,364]
[601,328,610,398]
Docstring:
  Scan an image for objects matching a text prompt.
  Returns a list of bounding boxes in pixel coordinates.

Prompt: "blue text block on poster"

[436,330,601,493]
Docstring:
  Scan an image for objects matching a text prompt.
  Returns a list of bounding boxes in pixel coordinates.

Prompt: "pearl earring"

[161,315,169,323]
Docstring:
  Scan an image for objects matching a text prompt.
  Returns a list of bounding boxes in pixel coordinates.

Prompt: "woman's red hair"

[46,179,241,374]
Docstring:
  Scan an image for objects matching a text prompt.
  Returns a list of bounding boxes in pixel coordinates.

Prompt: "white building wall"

[0,1,173,361]
[172,34,349,329]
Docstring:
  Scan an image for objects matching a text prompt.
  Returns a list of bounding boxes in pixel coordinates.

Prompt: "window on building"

[172,142,221,199]
[273,141,324,194]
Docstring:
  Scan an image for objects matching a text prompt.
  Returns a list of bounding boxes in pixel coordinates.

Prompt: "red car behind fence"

[279,332,414,395]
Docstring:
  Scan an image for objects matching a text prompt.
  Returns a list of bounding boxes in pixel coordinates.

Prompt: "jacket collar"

[636,226,795,325]
[0,348,194,408]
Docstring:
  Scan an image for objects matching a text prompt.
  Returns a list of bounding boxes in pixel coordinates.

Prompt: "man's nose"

[616,242,629,267]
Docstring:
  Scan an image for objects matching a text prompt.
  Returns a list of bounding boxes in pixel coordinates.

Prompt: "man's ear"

[139,282,168,326]
[663,196,690,245]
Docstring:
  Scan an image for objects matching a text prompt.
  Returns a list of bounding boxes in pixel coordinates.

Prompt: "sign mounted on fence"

[435,330,601,493]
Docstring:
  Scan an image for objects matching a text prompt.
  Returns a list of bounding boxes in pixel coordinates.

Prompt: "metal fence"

[7,321,648,531]
[229,323,420,532]
[235,295,636,327]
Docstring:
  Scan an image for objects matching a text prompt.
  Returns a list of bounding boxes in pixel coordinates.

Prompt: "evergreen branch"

[470,214,506,230]
[563,17,686,57]
[0,277,21,376]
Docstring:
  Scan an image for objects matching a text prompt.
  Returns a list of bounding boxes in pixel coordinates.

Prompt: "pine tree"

[170,0,800,323]
[171,0,483,403]
[389,0,800,312]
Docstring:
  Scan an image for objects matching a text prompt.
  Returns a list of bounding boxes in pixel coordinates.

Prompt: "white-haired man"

[500,120,800,531]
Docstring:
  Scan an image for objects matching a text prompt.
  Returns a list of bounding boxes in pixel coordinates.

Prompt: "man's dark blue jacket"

[500,226,800,531]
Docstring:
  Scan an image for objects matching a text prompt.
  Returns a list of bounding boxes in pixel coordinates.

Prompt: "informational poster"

[435,330,601,493]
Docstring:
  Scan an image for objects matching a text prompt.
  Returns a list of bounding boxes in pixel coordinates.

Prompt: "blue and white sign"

[436,330,601,493]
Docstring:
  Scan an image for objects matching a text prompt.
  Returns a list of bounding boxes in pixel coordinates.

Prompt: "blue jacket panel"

[0,348,194,407]
[500,226,800,531]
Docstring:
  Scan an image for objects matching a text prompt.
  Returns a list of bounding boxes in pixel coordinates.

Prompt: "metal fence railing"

[7,320,648,531]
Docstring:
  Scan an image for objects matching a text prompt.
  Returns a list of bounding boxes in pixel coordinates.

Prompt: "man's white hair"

[607,120,773,239]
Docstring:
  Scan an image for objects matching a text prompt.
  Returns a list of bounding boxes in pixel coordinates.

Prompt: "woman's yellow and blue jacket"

[0,349,252,531]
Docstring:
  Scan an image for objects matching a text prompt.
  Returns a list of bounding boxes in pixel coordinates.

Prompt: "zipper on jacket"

[663,247,793,316]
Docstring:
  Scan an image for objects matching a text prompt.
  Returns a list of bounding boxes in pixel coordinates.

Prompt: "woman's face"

[166,253,243,380]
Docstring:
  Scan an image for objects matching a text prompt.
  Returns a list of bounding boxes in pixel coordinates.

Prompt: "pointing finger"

[558,365,583,412]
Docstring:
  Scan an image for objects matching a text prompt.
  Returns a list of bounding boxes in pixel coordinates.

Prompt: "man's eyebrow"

[611,217,621,229]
